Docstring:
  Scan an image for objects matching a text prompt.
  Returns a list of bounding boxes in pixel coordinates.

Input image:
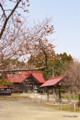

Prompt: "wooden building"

[7,71,45,93]
[0,85,12,95]
[40,75,73,102]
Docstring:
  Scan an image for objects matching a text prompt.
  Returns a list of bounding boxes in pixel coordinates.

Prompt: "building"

[40,75,75,102]
[7,71,45,93]
[0,85,12,95]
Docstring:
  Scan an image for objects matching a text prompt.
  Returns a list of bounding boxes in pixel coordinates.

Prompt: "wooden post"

[58,102,60,109]
[74,103,76,112]
[61,103,62,110]
[55,88,58,103]
[79,93,80,105]
[59,89,61,99]
[47,87,49,102]
[43,88,46,94]
[77,92,80,107]
[33,83,35,92]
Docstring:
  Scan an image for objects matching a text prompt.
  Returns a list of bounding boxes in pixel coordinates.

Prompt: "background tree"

[0,54,26,70]
[63,59,80,93]
[53,52,73,76]
[60,59,80,105]
[28,52,73,79]
[28,51,56,79]
[59,52,73,63]
[0,78,13,87]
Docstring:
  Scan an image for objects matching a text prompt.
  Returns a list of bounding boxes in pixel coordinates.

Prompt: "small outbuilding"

[40,75,72,102]
[0,85,12,96]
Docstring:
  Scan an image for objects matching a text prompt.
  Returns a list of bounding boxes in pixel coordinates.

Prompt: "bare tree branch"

[0,0,21,39]
[0,3,6,18]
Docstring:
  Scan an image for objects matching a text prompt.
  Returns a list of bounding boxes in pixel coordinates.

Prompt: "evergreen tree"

[28,52,73,79]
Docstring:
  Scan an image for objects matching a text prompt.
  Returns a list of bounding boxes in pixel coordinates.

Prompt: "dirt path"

[0,99,80,120]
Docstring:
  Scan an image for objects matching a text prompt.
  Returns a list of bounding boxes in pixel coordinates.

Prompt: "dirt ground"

[0,98,80,120]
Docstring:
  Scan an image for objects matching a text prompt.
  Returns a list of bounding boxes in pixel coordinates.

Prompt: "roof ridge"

[48,75,66,80]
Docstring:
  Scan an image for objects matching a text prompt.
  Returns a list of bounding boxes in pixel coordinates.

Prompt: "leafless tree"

[61,59,80,105]
[63,60,80,92]
[0,0,30,39]
[0,0,55,73]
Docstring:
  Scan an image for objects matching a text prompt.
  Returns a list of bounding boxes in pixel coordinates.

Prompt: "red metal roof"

[40,75,67,87]
[7,74,27,83]
[0,85,12,88]
[32,71,45,83]
[7,71,45,83]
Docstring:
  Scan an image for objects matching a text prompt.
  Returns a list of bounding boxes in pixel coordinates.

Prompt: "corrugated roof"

[40,75,67,87]
[7,74,27,83]
[0,85,12,88]
[7,71,45,83]
[32,71,45,83]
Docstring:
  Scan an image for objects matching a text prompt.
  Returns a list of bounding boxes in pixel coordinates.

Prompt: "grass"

[0,96,29,100]
[45,103,80,112]
[63,95,79,100]
[60,104,80,112]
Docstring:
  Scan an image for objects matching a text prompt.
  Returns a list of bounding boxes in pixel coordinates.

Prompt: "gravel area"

[0,98,80,120]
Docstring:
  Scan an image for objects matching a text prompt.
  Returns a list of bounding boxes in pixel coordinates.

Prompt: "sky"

[2,0,80,60]
[28,0,80,60]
